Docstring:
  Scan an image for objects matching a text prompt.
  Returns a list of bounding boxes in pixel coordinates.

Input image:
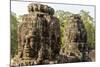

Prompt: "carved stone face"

[12,3,61,66]
[60,14,87,59]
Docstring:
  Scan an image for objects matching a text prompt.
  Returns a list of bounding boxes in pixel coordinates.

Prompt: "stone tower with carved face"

[60,14,88,62]
[11,3,61,66]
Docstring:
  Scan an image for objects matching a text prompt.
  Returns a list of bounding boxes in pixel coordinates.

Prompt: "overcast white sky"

[11,1,95,18]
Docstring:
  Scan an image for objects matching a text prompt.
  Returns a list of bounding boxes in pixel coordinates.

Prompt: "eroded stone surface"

[60,14,88,62]
[11,3,60,66]
[11,3,90,66]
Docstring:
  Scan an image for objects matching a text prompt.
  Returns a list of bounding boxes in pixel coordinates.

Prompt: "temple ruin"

[11,3,89,66]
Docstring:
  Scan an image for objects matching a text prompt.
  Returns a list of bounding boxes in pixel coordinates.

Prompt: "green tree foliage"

[55,10,71,47]
[55,10,73,47]
[80,10,95,49]
[11,12,18,57]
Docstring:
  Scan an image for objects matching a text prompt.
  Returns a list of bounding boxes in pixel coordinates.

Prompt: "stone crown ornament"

[28,3,54,15]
